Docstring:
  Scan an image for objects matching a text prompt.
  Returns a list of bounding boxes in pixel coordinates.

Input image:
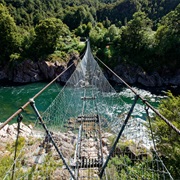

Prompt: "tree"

[63,6,94,30]
[31,17,70,60]
[155,4,180,69]
[152,91,180,179]
[0,4,21,64]
[89,22,107,52]
[75,22,92,37]
[119,11,154,69]
[104,24,120,43]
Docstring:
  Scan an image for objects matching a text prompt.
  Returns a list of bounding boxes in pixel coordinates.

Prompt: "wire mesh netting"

[1,41,174,179]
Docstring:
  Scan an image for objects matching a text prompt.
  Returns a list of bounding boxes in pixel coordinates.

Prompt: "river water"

[0,82,165,125]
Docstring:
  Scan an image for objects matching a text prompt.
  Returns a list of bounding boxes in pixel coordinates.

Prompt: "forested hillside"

[0,0,179,28]
[0,0,179,77]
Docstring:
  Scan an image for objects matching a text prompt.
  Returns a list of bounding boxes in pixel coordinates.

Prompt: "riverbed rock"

[38,61,65,81]
[13,59,42,83]
[169,70,180,86]
[112,63,180,88]
[0,68,8,80]
[112,64,140,84]
[137,71,163,87]
[0,122,33,142]
[10,53,78,84]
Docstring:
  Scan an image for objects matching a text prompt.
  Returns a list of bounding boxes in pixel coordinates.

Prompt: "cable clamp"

[19,107,25,112]
[17,113,23,122]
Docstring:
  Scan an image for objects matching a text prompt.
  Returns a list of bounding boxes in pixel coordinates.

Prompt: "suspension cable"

[0,62,75,130]
[95,56,180,136]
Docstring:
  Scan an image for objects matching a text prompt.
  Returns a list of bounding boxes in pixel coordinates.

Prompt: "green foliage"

[107,155,157,179]
[152,91,180,179]
[89,23,107,50]
[0,3,21,64]
[119,11,155,69]
[31,152,63,179]
[155,4,180,70]
[64,5,95,30]
[97,0,138,26]
[0,136,26,178]
[31,18,70,60]
[0,155,13,177]
[0,0,179,73]
[75,22,92,37]
[1,0,178,30]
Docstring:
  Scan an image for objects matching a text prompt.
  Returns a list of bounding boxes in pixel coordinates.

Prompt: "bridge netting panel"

[1,41,173,179]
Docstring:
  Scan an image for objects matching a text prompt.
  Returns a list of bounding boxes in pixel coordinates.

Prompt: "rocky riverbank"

[0,57,180,90]
[0,122,156,179]
[0,122,112,179]
[110,63,180,88]
[0,53,78,84]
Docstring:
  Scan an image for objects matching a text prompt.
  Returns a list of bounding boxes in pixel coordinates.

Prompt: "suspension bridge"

[0,41,179,179]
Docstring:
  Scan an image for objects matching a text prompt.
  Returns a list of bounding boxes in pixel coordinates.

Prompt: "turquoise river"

[0,82,165,125]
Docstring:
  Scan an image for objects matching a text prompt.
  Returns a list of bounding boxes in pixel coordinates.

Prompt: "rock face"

[0,53,79,84]
[12,59,67,83]
[112,63,180,87]
[0,68,8,80]
[38,61,65,81]
[13,59,43,83]
[0,57,180,88]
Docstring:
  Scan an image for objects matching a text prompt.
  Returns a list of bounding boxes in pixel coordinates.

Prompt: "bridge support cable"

[145,107,174,180]
[11,113,23,180]
[95,56,180,136]
[0,62,75,131]
[99,95,139,178]
[29,99,76,180]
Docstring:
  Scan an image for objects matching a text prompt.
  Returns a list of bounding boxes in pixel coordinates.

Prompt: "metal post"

[99,95,139,178]
[11,114,23,180]
[29,99,76,180]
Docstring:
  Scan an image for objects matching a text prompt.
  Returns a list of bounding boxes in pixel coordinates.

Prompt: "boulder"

[38,61,55,80]
[169,71,180,86]
[0,69,8,80]
[13,59,42,83]
[111,63,180,87]
[102,146,109,156]
[102,132,113,138]
[0,122,33,142]
[112,64,139,84]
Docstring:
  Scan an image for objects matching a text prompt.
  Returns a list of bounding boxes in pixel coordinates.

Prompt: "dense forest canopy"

[0,0,179,72]
[0,0,179,28]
